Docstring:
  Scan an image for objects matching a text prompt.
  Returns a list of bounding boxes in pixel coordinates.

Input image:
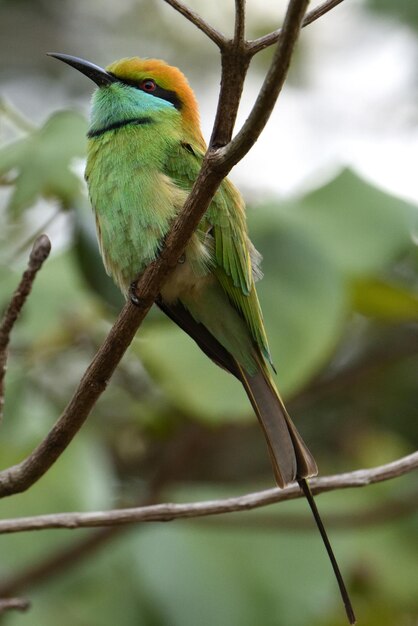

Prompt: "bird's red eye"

[141,79,156,92]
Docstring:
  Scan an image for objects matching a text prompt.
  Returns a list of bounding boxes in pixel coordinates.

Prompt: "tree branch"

[216,0,310,168]
[0,424,200,598]
[234,0,246,43]
[0,0,348,500]
[0,235,51,423]
[0,452,416,535]
[291,325,418,410]
[0,0,310,499]
[249,0,346,54]
[200,489,418,531]
[162,0,226,47]
[0,300,143,497]
[0,528,121,600]
[0,597,30,614]
[302,0,346,27]
[0,98,36,133]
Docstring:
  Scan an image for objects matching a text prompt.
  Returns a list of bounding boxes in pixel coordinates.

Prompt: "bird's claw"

[129,282,141,306]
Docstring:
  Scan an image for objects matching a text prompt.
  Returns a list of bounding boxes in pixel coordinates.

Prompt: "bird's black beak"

[48,53,117,87]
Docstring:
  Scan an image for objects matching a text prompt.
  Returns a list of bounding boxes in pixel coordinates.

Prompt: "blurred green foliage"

[1,103,417,626]
[0,4,418,624]
[0,111,86,215]
[367,0,418,31]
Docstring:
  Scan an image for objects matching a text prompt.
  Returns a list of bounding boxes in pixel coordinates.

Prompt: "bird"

[49,53,355,624]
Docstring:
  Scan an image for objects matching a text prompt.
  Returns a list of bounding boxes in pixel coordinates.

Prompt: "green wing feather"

[164,141,272,364]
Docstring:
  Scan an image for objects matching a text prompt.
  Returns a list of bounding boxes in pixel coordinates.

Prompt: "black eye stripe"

[151,85,181,110]
[108,73,182,110]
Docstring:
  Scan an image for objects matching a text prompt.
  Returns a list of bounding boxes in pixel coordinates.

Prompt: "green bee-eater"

[49,53,354,623]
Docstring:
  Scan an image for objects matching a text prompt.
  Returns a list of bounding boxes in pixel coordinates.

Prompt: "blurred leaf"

[352,278,418,321]
[133,522,335,626]
[366,0,418,31]
[281,169,416,277]
[0,7,417,626]
[0,110,87,215]
[252,215,348,395]
[132,483,416,626]
[0,433,113,568]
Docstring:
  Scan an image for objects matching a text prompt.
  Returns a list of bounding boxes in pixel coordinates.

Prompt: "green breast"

[85,115,182,295]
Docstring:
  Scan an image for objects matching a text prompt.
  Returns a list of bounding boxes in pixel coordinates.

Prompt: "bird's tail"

[156,299,355,622]
[237,360,317,487]
[238,360,356,625]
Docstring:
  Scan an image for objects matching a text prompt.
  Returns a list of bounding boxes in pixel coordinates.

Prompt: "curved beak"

[47,53,117,87]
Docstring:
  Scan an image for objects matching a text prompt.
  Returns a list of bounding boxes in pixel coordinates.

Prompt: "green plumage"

[86,86,271,372]
[82,59,317,487]
[50,53,355,624]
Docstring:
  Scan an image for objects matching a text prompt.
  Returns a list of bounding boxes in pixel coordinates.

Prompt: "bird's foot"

[129,281,141,306]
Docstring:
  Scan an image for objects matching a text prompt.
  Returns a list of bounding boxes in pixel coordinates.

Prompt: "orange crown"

[106,57,206,148]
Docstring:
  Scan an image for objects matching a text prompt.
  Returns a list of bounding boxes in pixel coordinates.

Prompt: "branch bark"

[0,452,416,535]
[0,528,121,600]
[217,0,310,167]
[0,0,310,498]
[0,235,51,423]
[234,0,246,43]
[162,0,226,47]
[200,489,418,531]
[0,597,30,614]
[0,300,142,496]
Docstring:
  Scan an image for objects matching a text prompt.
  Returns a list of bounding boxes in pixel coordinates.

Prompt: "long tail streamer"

[298,478,356,625]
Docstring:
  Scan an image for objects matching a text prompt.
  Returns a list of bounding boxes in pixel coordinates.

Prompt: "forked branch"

[0,0,312,498]
[162,0,226,47]
[250,0,347,53]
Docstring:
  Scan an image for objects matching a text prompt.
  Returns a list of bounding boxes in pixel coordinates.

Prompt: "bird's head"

[49,54,204,146]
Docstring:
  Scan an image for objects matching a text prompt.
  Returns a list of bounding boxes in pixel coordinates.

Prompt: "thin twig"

[0,598,30,614]
[302,0,346,27]
[0,176,17,186]
[0,528,121,599]
[0,424,201,598]
[162,0,226,47]
[199,489,418,531]
[208,0,251,149]
[0,299,143,496]
[292,326,418,410]
[249,0,346,54]
[0,0,310,499]
[234,0,246,43]
[0,452,416,535]
[0,235,51,423]
[216,0,310,169]
[0,98,36,133]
